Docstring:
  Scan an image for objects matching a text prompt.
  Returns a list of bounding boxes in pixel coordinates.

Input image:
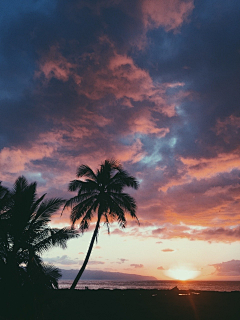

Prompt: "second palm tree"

[64,159,139,290]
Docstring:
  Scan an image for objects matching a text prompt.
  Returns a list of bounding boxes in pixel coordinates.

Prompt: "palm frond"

[12,176,29,194]
[76,165,97,180]
[68,180,98,194]
[103,159,122,171]
[35,198,65,221]
[103,213,110,234]
[110,192,139,224]
[30,193,46,218]
[78,204,96,233]
[0,183,10,213]
[42,263,61,289]
[105,195,126,228]
[68,180,83,192]
[27,255,61,289]
[70,196,97,225]
[78,181,98,193]
[33,227,78,253]
[109,170,139,190]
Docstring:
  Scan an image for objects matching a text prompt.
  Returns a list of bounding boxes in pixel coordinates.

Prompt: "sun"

[165,267,201,281]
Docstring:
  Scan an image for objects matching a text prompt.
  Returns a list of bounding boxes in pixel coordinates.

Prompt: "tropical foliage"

[64,159,139,289]
[0,176,78,290]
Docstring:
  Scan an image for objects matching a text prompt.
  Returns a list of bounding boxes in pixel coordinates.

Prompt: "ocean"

[59,280,240,292]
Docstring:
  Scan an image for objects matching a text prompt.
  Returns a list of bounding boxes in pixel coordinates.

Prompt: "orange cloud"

[85,52,155,101]
[157,266,165,270]
[129,109,170,136]
[181,151,240,179]
[141,0,194,31]
[35,40,181,125]
[215,115,240,141]
[0,145,54,176]
[36,45,80,83]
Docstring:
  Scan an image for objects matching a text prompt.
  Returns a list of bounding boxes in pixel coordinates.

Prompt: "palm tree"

[64,159,139,289]
[0,176,78,290]
[0,182,10,215]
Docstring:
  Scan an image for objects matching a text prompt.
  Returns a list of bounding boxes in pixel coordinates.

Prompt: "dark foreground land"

[1,289,240,320]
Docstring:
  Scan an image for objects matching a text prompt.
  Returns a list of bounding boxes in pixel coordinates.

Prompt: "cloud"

[36,45,79,83]
[88,261,105,265]
[0,145,54,175]
[115,258,129,264]
[152,228,166,235]
[111,229,125,235]
[130,264,144,268]
[43,255,78,266]
[1,0,240,250]
[43,255,105,266]
[192,227,240,243]
[210,260,240,277]
[119,258,129,263]
[148,224,240,243]
[157,266,165,270]
[71,47,176,120]
[141,0,194,31]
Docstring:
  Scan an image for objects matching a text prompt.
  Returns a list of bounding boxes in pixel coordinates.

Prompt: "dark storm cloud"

[141,0,240,159]
[1,0,240,241]
[0,0,183,156]
[0,1,56,101]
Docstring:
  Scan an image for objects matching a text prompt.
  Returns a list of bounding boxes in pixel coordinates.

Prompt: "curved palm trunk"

[70,215,101,290]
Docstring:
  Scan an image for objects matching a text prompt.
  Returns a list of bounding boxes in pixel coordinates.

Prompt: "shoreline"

[58,279,240,292]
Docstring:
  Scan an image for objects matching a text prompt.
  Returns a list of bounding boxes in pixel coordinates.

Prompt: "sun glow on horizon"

[165,267,201,281]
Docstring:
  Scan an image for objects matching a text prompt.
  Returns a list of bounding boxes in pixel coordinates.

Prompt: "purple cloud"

[210,260,240,277]
[130,264,144,268]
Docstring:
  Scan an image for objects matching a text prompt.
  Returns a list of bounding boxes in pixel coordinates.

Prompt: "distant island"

[60,269,157,281]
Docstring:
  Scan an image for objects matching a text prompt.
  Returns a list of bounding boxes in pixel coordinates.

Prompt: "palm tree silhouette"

[0,176,78,289]
[64,159,139,289]
[0,181,10,212]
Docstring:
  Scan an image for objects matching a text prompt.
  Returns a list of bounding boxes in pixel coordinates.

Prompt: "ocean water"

[59,280,240,292]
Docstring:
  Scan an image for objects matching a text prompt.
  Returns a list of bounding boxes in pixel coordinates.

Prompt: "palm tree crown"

[64,159,139,289]
[0,176,78,290]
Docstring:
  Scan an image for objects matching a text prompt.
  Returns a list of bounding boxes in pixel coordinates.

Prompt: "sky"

[1,0,240,281]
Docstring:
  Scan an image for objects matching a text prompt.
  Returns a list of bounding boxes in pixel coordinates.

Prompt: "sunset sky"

[1,0,240,280]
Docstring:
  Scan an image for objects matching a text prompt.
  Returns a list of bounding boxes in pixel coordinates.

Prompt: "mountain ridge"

[60,269,157,281]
